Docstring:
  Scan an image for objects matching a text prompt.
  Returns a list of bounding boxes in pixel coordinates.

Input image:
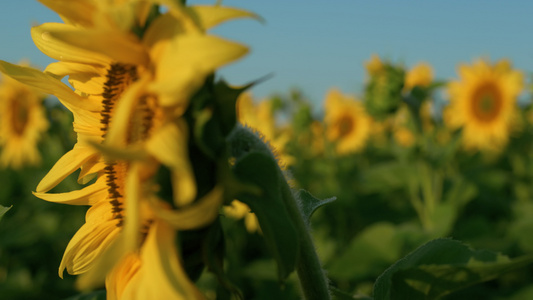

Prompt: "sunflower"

[0,0,253,284]
[403,62,433,92]
[391,105,415,148]
[236,92,294,166]
[0,73,48,169]
[445,59,523,151]
[324,88,371,154]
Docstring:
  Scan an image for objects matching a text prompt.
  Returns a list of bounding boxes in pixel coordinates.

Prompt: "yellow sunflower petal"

[59,202,120,278]
[31,23,111,66]
[33,178,107,206]
[45,61,104,80]
[106,254,141,300]
[46,28,150,66]
[0,61,100,112]
[188,5,261,30]
[76,233,127,290]
[36,146,98,193]
[150,34,248,106]
[121,220,205,300]
[38,0,96,27]
[145,121,196,206]
[154,0,200,33]
[150,185,223,230]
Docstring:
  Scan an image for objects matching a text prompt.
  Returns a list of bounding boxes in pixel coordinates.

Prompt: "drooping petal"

[33,177,107,205]
[0,61,100,112]
[150,186,223,230]
[31,23,111,66]
[36,146,98,193]
[145,121,196,206]
[120,220,206,300]
[45,61,107,94]
[188,5,261,30]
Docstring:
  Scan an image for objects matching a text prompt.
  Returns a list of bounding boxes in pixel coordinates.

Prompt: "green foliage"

[0,204,11,222]
[373,239,533,300]
[297,189,335,225]
[364,63,405,119]
[233,152,299,281]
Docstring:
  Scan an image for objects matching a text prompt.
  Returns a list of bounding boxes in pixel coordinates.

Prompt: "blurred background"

[1,1,533,107]
[2,1,533,299]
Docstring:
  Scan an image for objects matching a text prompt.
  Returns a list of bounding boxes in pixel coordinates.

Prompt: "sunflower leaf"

[297,189,335,225]
[373,238,533,300]
[0,205,12,222]
[203,219,244,299]
[232,152,299,281]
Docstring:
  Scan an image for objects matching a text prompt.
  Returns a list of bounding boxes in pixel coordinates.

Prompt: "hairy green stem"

[279,173,331,300]
[228,125,331,299]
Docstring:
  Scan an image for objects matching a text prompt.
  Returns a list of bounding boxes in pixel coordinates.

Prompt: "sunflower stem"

[228,125,330,299]
[278,172,331,300]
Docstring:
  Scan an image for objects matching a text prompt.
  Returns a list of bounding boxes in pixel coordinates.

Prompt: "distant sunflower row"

[237,55,526,161]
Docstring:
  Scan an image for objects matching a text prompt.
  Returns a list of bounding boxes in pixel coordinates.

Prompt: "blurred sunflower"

[392,105,415,148]
[365,54,384,76]
[403,62,433,92]
[445,59,523,151]
[236,92,294,166]
[324,88,371,154]
[224,200,260,233]
[0,0,252,289]
[0,73,48,169]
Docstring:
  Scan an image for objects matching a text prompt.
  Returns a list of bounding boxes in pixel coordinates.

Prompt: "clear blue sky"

[1,1,533,109]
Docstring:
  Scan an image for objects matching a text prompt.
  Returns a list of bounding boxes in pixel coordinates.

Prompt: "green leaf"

[297,189,335,225]
[64,290,106,300]
[373,238,533,300]
[213,79,249,137]
[0,205,12,222]
[233,152,299,281]
[213,76,271,137]
[203,219,243,299]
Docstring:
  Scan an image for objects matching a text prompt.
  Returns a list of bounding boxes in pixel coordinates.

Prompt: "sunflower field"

[2,1,533,300]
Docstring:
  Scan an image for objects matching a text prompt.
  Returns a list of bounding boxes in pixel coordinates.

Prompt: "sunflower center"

[10,92,30,136]
[337,114,355,137]
[100,63,138,138]
[472,83,502,122]
[101,63,138,227]
[126,95,158,145]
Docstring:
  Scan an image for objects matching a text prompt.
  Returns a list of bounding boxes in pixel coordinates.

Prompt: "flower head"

[445,59,523,151]
[0,72,48,168]
[0,1,254,295]
[404,62,433,92]
[324,88,371,154]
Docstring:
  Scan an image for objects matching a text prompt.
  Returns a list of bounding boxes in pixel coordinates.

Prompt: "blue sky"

[1,1,533,109]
